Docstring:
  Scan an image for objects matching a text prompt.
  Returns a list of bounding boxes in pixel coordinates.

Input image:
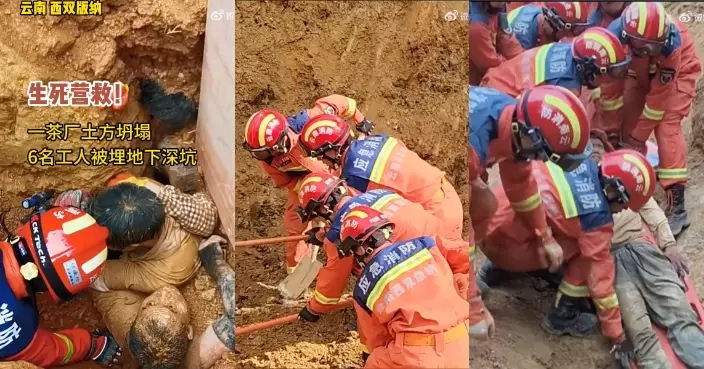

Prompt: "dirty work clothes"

[611,198,676,251]
[92,216,201,293]
[92,290,144,363]
[353,237,469,368]
[613,242,704,369]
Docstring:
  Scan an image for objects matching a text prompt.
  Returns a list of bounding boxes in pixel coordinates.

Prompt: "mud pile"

[0,1,235,368]
[235,1,468,367]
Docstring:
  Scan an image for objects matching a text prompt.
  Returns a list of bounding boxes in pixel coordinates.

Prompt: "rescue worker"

[469,2,523,85]
[587,2,629,28]
[469,84,593,339]
[0,206,121,367]
[297,114,464,242]
[599,2,702,236]
[477,150,656,364]
[589,135,704,369]
[243,110,330,274]
[339,206,469,368]
[287,94,375,136]
[480,27,631,97]
[509,2,593,50]
[294,174,470,334]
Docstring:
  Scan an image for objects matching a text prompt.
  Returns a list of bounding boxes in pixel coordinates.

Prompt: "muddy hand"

[664,247,690,278]
[200,234,228,251]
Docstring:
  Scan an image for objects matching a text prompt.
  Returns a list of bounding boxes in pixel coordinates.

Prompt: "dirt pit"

[0,0,233,368]
[236,1,704,369]
[235,1,468,367]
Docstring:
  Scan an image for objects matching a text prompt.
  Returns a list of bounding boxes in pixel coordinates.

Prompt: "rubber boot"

[666,184,689,237]
[541,295,598,337]
[469,297,495,340]
[476,260,517,294]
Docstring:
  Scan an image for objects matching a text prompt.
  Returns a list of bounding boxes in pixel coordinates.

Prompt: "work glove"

[298,304,320,322]
[356,119,375,135]
[611,336,634,369]
[87,329,122,367]
[621,135,647,156]
[53,190,93,212]
[305,227,325,247]
[536,228,564,272]
[664,246,690,279]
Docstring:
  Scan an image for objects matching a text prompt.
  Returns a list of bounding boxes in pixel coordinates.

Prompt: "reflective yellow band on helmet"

[558,281,590,298]
[591,87,601,100]
[54,333,75,364]
[573,2,582,19]
[624,154,652,195]
[583,33,616,63]
[257,114,277,146]
[637,2,648,36]
[534,44,551,85]
[642,104,664,121]
[594,293,619,311]
[510,193,542,213]
[600,96,624,111]
[544,94,582,149]
[546,162,578,218]
[304,120,340,141]
[314,290,341,305]
[658,168,688,180]
[656,3,666,38]
[345,98,357,119]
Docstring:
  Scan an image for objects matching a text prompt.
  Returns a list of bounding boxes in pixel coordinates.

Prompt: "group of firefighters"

[240,1,704,368]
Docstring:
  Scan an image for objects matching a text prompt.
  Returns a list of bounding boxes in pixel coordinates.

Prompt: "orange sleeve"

[314,94,365,124]
[259,161,298,190]
[630,51,682,142]
[578,224,623,340]
[435,236,471,275]
[469,22,507,71]
[308,239,355,314]
[354,303,390,354]
[496,30,523,60]
[595,78,626,134]
[498,160,549,232]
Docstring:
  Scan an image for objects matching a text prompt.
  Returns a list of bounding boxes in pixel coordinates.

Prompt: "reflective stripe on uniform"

[591,87,601,100]
[534,44,551,85]
[642,104,664,121]
[558,281,590,298]
[314,290,341,305]
[366,249,433,311]
[360,343,369,353]
[54,333,75,364]
[600,96,624,111]
[469,244,476,262]
[546,162,578,218]
[345,98,357,119]
[510,193,542,212]
[658,168,688,180]
[594,293,619,311]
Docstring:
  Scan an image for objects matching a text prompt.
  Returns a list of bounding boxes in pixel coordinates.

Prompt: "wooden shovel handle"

[234,235,308,247]
[235,300,354,335]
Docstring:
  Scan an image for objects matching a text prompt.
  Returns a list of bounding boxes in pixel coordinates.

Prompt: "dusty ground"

[0,1,234,368]
[470,2,704,369]
[234,1,468,368]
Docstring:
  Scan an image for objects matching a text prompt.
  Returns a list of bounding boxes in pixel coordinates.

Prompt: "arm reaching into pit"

[156,185,219,237]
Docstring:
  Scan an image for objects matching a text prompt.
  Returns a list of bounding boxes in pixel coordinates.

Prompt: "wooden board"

[196,0,235,245]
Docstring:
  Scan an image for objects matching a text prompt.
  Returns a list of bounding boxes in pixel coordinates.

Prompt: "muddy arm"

[199,238,235,320]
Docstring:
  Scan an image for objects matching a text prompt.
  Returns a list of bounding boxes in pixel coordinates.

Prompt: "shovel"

[278,243,323,299]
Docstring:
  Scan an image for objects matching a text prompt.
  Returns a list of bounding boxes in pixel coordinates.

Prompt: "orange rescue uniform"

[353,237,469,368]
[469,2,524,85]
[481,159,623,340]
[259,132,330,272]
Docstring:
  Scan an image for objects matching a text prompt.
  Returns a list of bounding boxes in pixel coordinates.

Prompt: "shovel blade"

[278,254,323,299]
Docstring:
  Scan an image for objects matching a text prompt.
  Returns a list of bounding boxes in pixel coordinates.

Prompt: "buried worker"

[338,206,469,368]
[469,1,523,85]
[243,110,331,274]
[597,2,702,236]
[90,235,234,369]
[0,206,121,367]
[477,149,656,363]
[287,94,375,136]
[589,135,704,369]
[469,85,593,339]
[508,2,593,50]
[295,173,469,330]
[480,27,631,97]
[297,114,464,242]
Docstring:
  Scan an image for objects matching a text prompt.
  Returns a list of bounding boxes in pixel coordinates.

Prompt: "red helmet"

[243,110,290,161]
[543,2,593,32]
[572,27,631,82]
[338,205,393,259]
[296,172,348,222]
[599,149,656,211]
[514,85,592,171]
[622,2,670,42]
[298,114,352,161]
[14,207,109,302]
